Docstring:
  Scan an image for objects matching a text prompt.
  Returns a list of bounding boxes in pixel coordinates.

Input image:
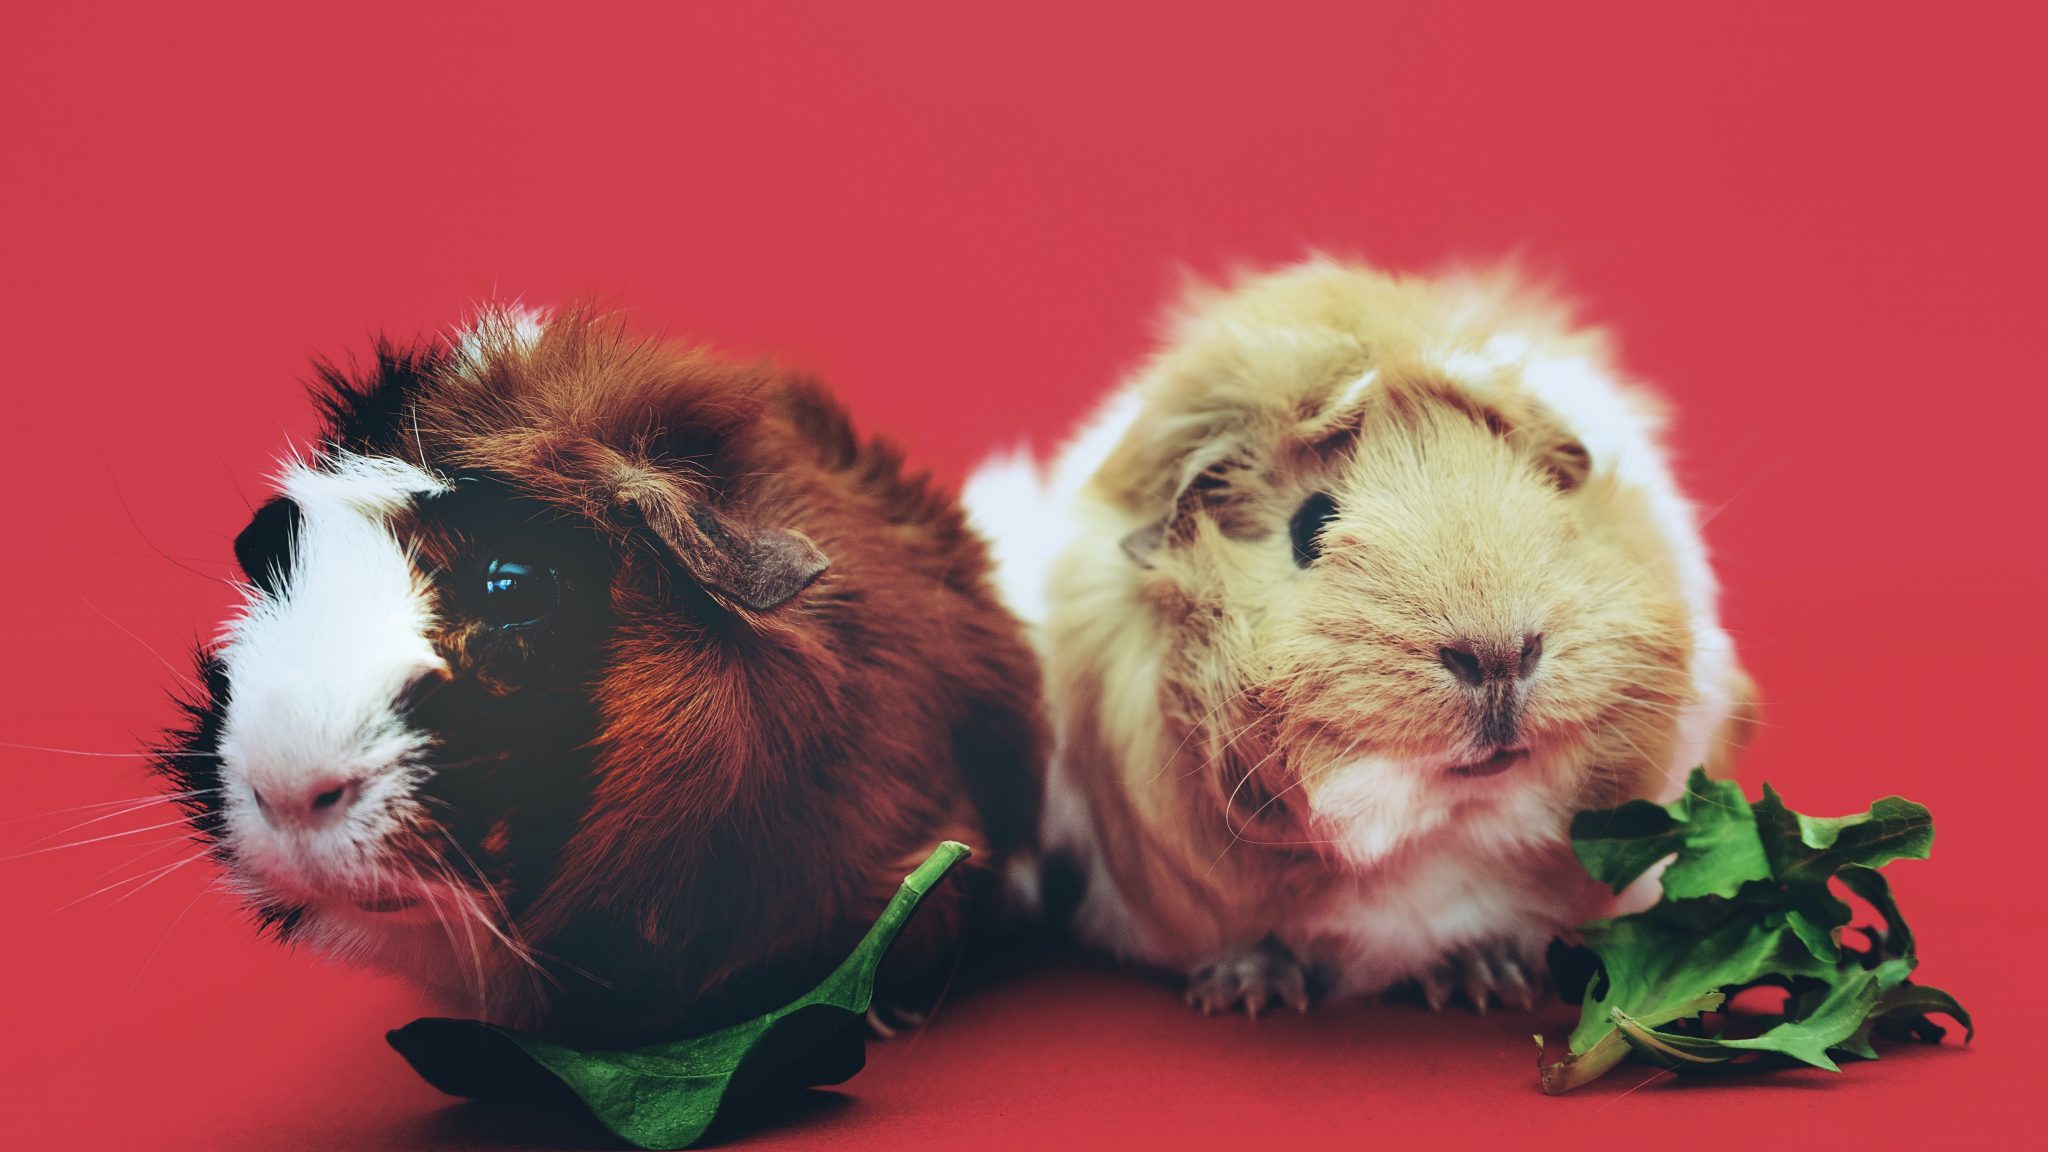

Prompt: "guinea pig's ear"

[1119,518,1170,568]
[1117,439,1249,568]
[1511,407,1593,492]
[613,477,829,613]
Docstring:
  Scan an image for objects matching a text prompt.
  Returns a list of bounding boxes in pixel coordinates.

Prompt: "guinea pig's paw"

[1184,935,1312,1019]
[863,1001,929,1041]
[1417,939,1545,1014]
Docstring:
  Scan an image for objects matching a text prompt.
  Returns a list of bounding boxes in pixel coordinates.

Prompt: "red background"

[3,2,2043,1146]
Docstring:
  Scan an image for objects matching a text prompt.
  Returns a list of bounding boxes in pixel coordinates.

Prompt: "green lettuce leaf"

[1569,772,1770,899]
[389,840,971,1149]
[1612,964,1885,1073]
[1750,784,1933,885]
[1836,864,1913,956]
[1538,772,1968,1094]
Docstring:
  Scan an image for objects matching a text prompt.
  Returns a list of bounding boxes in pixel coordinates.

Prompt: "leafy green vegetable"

[1537,771,1970,1093]
[1569,772,1770,900]
[389,840,971,1149]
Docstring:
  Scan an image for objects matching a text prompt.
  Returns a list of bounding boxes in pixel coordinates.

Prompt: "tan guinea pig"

[966,257,1758,1016]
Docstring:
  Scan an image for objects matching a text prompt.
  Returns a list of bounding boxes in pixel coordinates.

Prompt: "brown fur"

[384,313,1046,1040]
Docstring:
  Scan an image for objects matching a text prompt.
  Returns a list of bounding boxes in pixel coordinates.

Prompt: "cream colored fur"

[966,256,1752,1003]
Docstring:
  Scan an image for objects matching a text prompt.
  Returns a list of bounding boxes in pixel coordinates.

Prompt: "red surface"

[3,2,2043,1146]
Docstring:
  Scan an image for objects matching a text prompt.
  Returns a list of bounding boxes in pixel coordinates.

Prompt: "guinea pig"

[154,307,1046,1044]
[965,257,1756,1016]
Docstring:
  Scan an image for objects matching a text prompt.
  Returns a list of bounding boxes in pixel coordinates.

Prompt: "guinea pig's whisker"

[433,827,502,906]
[400,814,595,993]
[98,549,233,566]
[89,835,195,881]
[102,852,207,908]
[409,403,428,472]
[434,826,556,986]
[7,789,213,835]
[42,852,206,919]
[93,865,231,1045]
[177,402,256,514]
[10,795,214,848]
[1211,740,1290,853]
[444,876,497,1020]
[531,948,611,989]
[1583,695,1745,736]
[0,741,213,760]
[1586,622,1697,638]
[73,590,201,690]
[1572,655,1691,670]
[1176,707,1267,783]
[1622,694,1788,738]
[1572,636,1696,654]
[1151,682,1263,785]
[1582,693,1688,716]
[1592,722,1665,782]
[1211,722,1405,867]
[1223,729,1368,854]
[1558,750,1629,814]
[422,854,494,994]
[1183,717,1290,869]
[99,451,241,592]
[90,874,224,1047]
[414,751,513,777]
[409,856,490,1023]
[458,891,553,995]
[2,815,198,862]
[1691,481,1760,536]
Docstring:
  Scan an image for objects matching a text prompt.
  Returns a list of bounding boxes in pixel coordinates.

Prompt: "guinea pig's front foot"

[1184,935,1312,1018]
[1416,939,1544,1014]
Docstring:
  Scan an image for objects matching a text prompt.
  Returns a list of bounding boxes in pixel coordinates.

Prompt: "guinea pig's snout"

[1437,631,1543,754]
[251,775,360,830]
[1438,632,1543,688]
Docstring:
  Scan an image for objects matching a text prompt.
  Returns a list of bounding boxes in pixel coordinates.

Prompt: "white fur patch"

[1303,842,1599,997]
[962,389,1145,629]
[1303,755,1453,867]
[1297,752,1607,994]
[215,452,450,904]
[961,449,1057,629]
[1332,367,1379,412]
[452,304,548,375]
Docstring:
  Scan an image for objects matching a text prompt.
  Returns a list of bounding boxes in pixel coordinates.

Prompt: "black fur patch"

[309,340,444,455]
[233,496,301,595]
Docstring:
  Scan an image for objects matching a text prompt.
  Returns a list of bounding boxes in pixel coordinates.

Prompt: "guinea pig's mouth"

[1448,746,1530,778]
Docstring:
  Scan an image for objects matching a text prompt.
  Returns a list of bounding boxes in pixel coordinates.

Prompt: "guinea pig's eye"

[1289,492,1339,567]
[481,558,561,629]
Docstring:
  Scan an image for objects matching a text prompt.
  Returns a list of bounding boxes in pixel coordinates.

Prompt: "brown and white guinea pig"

[154,307,1045,1044]
[965,257,1756,1016]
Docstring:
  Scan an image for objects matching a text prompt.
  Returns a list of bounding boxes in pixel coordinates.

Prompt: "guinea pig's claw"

[1424,941,1546,1013]
[1418,964,1456,1013]
[1494,958,1540,1013]
[1184,936,1312,1018]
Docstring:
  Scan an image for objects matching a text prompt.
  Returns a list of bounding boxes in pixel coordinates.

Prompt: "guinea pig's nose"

[252,776,360,829]
[1439,633,1543,687]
